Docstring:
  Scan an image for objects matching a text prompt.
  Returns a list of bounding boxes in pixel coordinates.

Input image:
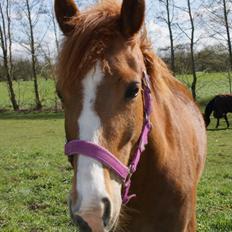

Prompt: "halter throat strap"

[64,72,152,204]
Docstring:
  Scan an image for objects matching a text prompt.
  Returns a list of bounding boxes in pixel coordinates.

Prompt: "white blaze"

[76,63,108,212]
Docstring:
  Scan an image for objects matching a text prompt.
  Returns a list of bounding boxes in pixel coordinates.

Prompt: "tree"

[187,0,197,100]
[25,0,42,110]
[175,0,203,100]
[203,0,232,93]
[222,0,232,70]
[158,0,176,74]
[15,0,47,110]
[51,6,59,53]
[0,0,19,110]
[223,0,232,93]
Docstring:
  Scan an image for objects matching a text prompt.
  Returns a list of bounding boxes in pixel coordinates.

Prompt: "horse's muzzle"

[70,197,112,232]
[72,215,92,232]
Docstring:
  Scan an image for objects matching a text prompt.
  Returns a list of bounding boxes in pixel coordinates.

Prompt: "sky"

[1,0,230,59]
[54,0,230,54]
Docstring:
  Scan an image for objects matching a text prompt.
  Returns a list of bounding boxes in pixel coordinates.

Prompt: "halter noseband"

[64,72,152,204]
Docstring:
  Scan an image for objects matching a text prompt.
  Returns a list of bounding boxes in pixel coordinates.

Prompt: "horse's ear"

[120,0,145,38]
[54,0,79,35]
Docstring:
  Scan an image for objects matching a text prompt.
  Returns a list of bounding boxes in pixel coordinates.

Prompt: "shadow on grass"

[207,128,231,131]
[0,110,64,120]
[211,222,232,232]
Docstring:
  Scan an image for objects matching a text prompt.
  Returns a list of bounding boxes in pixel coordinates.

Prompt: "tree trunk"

[222,0,232,95]
[51,7,60,112]
[187,0,197,100]
[223,0,232,71]
[6,0,14,81]
[51,8,59,53]
[26,0,42,110]
[228,71,232,94]
[166,0,175,74]
[5,59,19,111]
[0,2,19,111]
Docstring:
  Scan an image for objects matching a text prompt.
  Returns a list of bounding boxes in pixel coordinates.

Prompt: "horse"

[54,0,207,231]
[204,94,232,128]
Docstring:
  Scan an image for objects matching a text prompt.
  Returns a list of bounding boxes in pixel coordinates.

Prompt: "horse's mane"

[57,0,193,101]
[140,34,193,101]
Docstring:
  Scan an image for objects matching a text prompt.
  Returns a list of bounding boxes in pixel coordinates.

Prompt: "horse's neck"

[124,90,180,229]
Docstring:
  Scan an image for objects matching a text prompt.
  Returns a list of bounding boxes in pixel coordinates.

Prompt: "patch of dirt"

[28,202,49,211]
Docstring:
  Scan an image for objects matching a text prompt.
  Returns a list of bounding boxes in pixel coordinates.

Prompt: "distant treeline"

[0,59,52,82]
[160,44,230,74]
[0,44,229,82]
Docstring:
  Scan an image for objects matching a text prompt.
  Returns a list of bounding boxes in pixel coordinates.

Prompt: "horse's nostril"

[73,215,92,232]
[102,197,111,227]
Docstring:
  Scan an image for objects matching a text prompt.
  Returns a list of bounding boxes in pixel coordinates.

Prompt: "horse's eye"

[125,82,140,100]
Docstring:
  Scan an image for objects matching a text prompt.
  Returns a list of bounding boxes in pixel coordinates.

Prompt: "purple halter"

[65,72,152,204]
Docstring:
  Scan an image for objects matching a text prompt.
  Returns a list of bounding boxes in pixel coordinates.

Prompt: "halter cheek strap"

[64,73,152,204]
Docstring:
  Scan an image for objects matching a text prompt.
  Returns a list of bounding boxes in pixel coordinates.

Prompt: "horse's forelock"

[56,0,122,90]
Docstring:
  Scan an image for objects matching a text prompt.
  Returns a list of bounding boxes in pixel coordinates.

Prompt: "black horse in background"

[204,94,232,128]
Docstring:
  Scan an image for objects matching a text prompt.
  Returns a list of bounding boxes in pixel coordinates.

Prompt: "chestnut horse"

[55,0,207,231]
[204,94,232,128]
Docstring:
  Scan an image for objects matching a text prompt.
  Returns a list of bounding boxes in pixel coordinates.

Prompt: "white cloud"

[146,20,170,51]
[12,43,29,58]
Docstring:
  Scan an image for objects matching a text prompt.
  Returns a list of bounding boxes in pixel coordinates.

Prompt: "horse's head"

[55,0,147,231]
[203,113,210,128]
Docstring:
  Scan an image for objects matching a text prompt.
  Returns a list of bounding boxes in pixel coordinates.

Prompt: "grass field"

[0,79,56,110]
[0,73,232,231]
[0,112,76,231]
[0,72,231,110]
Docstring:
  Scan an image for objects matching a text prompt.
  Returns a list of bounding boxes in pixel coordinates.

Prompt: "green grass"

[0,79,57,110]
[0,112,76,231]
[197,120,232,232]
[178,72,231,106]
